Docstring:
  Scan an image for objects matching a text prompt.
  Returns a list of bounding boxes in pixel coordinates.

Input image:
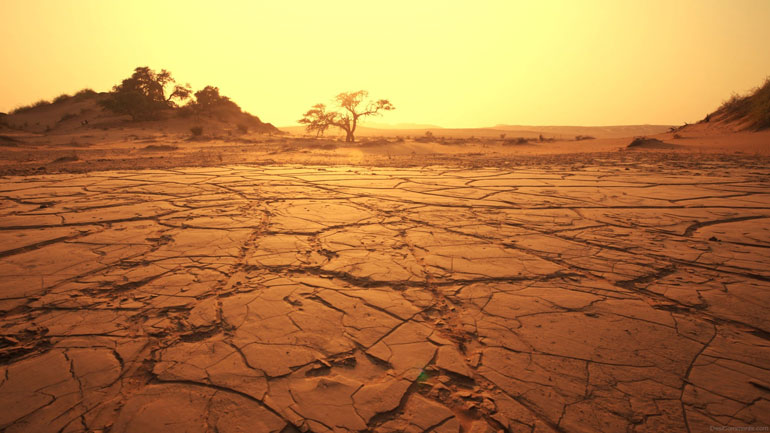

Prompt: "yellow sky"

[1,0,769,127]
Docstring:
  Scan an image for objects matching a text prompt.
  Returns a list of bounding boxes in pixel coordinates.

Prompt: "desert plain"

[0,119,769,433]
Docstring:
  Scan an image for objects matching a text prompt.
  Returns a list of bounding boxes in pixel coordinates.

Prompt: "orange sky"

[1,0,769,127]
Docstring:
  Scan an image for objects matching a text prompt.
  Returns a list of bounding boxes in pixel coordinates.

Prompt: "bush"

[503,137,529,145]
[415,131,435,143]
[190,126,203,136]
[236,123,249,134]
[575,135,595,141]
[53,93,71,104]
[73,88,97,100]
[11,99,51,114]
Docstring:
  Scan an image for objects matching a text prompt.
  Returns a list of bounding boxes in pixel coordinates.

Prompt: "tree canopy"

[100,67,191,120]
[191,86,240,117]
[299,90,394,142]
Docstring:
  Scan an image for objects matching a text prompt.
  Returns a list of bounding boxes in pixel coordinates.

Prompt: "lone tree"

[101,66,192,120]
[299,90,394,142]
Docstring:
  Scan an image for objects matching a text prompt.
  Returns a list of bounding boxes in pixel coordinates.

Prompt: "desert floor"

[1,150,769,432]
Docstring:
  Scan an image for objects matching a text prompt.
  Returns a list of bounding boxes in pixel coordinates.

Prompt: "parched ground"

[1,161,769,433]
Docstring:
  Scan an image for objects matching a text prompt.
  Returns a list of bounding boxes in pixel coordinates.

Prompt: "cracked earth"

[1,163,769,432]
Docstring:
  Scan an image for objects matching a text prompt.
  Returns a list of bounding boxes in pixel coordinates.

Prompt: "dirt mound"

[142,144,179,151]
[627,137,680,149]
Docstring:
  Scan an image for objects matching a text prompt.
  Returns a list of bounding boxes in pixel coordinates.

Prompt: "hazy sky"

[2,0,769,127]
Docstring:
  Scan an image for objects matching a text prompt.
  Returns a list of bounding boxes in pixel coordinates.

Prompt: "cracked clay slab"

[0,164,768,432]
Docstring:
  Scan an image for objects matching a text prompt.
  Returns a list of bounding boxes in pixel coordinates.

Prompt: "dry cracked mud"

[0,164,769,433]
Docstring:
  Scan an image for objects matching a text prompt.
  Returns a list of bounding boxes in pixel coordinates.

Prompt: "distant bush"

[53,93,71,104]
[73,88,97,100]
[575,135,595,141]
[236,123,249,134]
[415,131,436,143]
[190,126,203,136]
[191,86,240,119]
[503,137,529,145]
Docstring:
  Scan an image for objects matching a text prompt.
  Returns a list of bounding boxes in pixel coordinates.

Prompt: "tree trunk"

[346,131,354,142]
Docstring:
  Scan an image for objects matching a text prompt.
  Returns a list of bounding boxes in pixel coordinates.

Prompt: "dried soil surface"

[1,160,769,432]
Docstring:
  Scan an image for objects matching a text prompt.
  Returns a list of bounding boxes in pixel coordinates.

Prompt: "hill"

[0,68,279,136]
[703,77,770,130]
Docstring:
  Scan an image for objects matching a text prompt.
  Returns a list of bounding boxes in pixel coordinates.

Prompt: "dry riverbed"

[1,162,769,432]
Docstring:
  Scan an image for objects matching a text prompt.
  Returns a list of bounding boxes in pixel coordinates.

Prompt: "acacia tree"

[298,104,336,137]
[101,66,191,120]
[299,90,394,142]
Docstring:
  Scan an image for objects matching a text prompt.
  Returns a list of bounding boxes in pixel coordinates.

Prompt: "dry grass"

[716,77,770,130]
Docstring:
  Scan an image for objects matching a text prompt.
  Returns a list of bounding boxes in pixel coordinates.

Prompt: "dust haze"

[1,3,770,433]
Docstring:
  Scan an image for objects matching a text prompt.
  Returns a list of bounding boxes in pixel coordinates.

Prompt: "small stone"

[481,398,497,413]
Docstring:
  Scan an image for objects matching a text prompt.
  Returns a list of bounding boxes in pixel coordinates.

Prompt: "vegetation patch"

[713,77,770,130]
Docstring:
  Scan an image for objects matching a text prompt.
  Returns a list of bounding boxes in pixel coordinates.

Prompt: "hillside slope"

[701,77,770,131]
[1,88,279,136]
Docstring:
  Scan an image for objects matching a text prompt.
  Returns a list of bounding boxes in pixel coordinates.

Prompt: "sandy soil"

[0,123,769,175]
[1,152,769,432]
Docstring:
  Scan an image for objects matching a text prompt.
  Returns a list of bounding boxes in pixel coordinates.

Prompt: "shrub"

[190,126,203,136]
[503,137,529,145]
[575,135,595,141]
[73,88,97,100]
[236,123,249,134]
[11,99,51,114]
[53,93,71,104]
